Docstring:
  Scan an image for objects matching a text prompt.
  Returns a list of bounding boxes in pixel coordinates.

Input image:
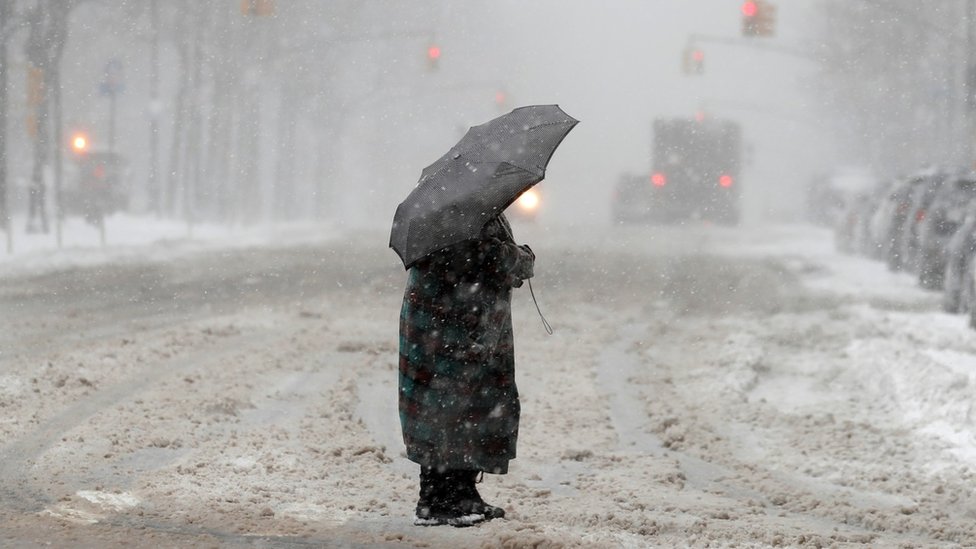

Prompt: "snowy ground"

[1,218,975,548]
[0,213,341,278]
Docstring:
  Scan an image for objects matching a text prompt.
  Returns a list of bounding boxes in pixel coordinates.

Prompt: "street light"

[71,132,89,154]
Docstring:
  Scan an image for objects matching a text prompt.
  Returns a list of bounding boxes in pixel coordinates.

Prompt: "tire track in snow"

[0,327,283,514]
[596,321,749,495]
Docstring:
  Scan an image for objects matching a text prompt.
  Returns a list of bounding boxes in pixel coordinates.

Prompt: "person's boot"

[413,466,439,524]
[456,470,506,520]
[413,467,486,527]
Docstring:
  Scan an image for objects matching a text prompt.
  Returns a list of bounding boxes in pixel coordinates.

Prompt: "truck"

[612,117,743,225]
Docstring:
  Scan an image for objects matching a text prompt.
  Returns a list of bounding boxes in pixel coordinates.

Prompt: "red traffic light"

[426,45,441,71]
[742,0,776,36]
[682,48,705,75]
[719,174,734,188]
[651,172,667,187]
[241,0,274,16]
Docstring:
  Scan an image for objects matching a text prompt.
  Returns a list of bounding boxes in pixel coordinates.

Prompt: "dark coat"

[398,215,534,474]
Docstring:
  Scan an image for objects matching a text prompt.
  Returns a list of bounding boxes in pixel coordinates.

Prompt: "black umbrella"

[390,104,579,269]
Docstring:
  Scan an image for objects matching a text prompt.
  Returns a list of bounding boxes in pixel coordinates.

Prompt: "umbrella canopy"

[390,104,579,269]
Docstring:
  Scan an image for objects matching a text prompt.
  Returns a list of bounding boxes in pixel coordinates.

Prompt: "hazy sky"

[335,1,832,228]
[46,1,832,230]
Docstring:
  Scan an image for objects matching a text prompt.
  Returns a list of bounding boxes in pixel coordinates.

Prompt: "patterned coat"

[398,215,535,474]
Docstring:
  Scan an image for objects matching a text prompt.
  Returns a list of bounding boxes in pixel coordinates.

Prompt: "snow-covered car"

[867,167,946,270]
[834,190,880,255]
[915,171,976,290]
[809,167,876,228]
[965,259,976,328]
[941,201,976,313]
[867,175,915,263]
[897,167,962,276]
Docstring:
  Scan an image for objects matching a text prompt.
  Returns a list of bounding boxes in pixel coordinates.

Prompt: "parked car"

[897,167,961,276]
[834,177,887,255]
[942,201,976,312]
[964,260,976,328]
[865,167,944,271]
[867,174,918,264]
[914,171,976,289]
[835,192,872,254]
[810,167,876,228]
[829,163,976,330]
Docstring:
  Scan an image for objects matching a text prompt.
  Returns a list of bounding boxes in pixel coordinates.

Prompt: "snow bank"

[0,213,341,279]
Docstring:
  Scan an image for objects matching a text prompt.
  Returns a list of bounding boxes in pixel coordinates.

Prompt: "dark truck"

[613,117,743,225]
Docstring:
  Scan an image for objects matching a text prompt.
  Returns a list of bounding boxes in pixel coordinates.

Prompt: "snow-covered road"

[1,223,974,548]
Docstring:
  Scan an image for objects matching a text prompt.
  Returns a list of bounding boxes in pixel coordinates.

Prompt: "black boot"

[456,470,506,520]
[414,466,486,527]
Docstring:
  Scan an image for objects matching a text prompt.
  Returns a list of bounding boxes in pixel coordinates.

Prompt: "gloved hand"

[506,243,535,287]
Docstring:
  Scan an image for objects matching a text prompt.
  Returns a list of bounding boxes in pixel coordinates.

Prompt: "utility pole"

[968,0,976,166]
[147,0,160,215]
[24,4,50,235]
[0,0,11,253]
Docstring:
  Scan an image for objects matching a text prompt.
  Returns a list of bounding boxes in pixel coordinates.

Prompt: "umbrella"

[390,104,579,269]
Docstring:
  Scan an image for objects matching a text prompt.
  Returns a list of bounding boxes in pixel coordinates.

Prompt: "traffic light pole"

[968,0,976,167]
[687,33,816,63]
[0,0,11,253]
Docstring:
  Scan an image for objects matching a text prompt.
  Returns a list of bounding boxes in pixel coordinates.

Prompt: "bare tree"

[23,0,79,237]
[147,0,160,216]
[0,0,14,251]
[814,0,967,175]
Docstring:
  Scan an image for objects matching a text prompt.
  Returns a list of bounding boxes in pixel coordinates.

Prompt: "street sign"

[100,58,125,96]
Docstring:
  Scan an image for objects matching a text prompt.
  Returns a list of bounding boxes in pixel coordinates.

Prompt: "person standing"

[398,213,535,527]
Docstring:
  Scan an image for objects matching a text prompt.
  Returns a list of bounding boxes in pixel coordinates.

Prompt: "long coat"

[398,215,534,474]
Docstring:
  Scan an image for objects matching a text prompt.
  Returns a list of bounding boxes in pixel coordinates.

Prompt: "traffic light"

[27,66,43,106]
[426,44,441,71]
[742,0,776,37]
[494,90,509,110]
[682,48,704,75]
[240,0,274,16]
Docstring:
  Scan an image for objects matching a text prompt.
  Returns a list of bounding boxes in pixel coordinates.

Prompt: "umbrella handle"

[528,278,553,335]
[496,212,550,334]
